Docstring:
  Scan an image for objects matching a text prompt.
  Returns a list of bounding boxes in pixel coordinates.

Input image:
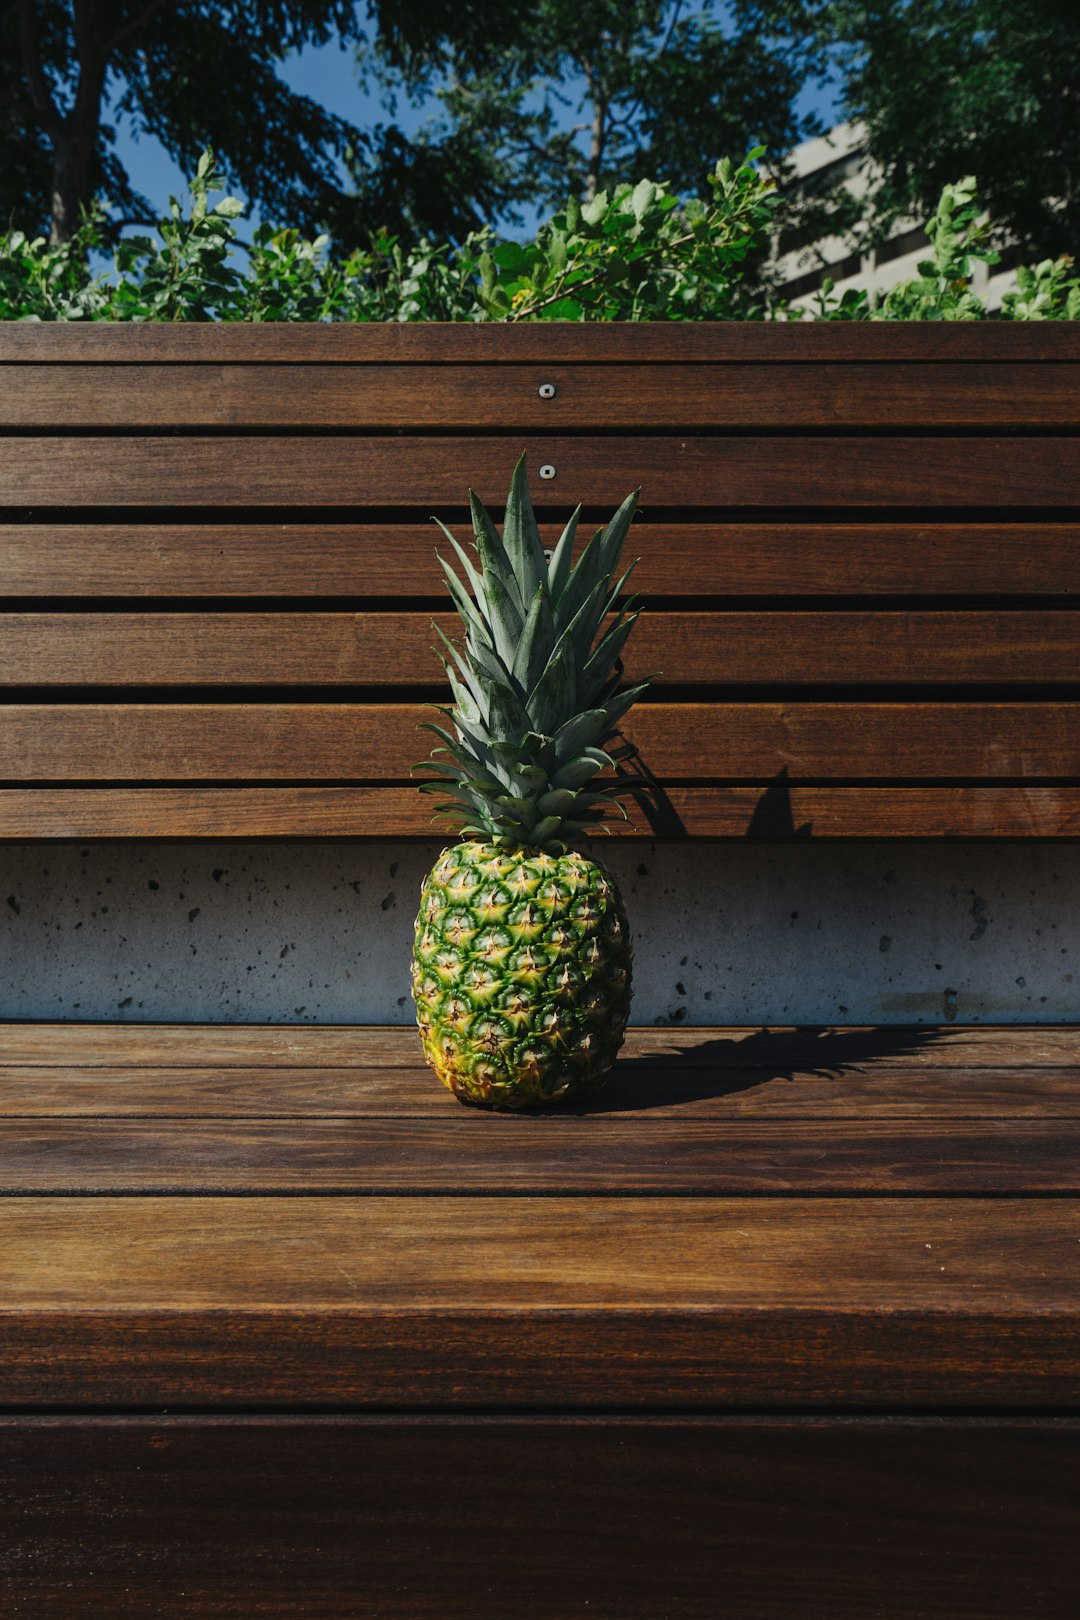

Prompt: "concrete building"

[770,121,1021,312]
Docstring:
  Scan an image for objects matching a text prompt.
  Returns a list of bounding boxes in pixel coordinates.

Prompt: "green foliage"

[356,0,808,233]
[0,216,109,322]
[108,151,245,322]
[2,148,1078,323]
[742,0,1080,264]
[807,175,1021,321]
[6,0,534,249]
[1000,258,1080,323]
[3,0,369,246]
[473,156,778,322]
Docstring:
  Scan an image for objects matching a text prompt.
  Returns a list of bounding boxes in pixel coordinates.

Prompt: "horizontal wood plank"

[1,1117,1076,1193]
[4,522,1078,597]
[0,701,1076,781]
[1,1195,1077,1405]
[7,362,1079,429]
[3,321,1078,362]
[3,1022,1073,1069]
[7,609,1080,687]
[2,1416,1076,1619]
[3,436,1078,508]
[1,784,1078,836]
[4,1060,1078,1118]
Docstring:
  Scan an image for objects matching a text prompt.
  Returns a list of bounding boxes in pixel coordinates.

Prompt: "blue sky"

[107,30,841,241]
[107,40,385,237]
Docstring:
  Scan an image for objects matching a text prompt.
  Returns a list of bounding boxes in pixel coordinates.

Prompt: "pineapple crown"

[418,453,650,852]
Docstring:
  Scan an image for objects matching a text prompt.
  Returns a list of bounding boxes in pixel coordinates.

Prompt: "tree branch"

[102,0,175,59]
[656,0,685,60]
[580,57,607,201]
[0,71,36,124]
[17,0,63,138]
[606,1,687,139]
[508,227,698,320]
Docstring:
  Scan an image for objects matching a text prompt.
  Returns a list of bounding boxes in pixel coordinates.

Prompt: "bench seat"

[2,324,1079,1610]
[1,1021,1077,1614]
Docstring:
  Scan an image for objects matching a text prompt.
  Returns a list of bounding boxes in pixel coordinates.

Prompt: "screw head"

[537,382,557,400]
[539,463,556,480]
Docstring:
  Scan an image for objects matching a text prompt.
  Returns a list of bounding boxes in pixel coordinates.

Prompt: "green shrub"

[1,148,1076,322]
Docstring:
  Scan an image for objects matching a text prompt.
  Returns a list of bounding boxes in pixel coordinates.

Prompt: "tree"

[743,0,1080,260]
[352,0,814,235]
[2,0,527,245]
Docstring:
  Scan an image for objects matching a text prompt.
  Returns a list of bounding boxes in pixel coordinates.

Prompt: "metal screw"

[537,382,557,400]
[539,463,556,480]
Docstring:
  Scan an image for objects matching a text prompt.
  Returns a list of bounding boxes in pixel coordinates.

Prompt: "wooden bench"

[1,323,1078,1616]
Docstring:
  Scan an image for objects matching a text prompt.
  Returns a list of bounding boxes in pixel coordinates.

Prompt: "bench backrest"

[1,323,1077,840]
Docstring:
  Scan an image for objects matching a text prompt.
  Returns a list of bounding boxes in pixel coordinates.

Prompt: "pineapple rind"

[412,841,632,1110]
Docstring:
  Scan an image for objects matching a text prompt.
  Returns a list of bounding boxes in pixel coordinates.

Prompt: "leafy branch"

[3,148,1078,323]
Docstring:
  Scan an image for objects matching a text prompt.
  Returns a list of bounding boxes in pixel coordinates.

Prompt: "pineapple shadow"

[744,767,813,839]
[617,755,812,840]
[573,748,927,1112]
[572,1025,955,1115]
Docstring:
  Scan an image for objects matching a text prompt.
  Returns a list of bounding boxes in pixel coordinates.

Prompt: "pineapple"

[411,454,649,1110]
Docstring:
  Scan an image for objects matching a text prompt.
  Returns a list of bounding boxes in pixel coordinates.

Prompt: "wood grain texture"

[4,522,1078,597]
[0,1196,1077,1405]
[4,1021,1074,1069]
[7,609,1080,686]
[1,1025,1075,1191]
[1,1416,1077,1619]
[3,320,1078,1572]
[7,362,1079,428]
[6,1060,1079,1118]
[13,1194,1070,1311]
[2,1117,1077,1193]
[2,320,1078,361]
[2,783,1079,837]
[1,701,1076,780]
[3,435,1078,507]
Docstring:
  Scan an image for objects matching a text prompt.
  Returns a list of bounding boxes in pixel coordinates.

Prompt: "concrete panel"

[0,840,1077,1026]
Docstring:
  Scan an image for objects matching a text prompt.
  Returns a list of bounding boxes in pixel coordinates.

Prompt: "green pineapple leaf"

[551,708,611,762]
[424,458,649,847]
[527,633,575,737]
[470,488,525,619]
[502,452,550,605]
[432,518,489,619]
[546,505,581,605]
[511,582,557,697]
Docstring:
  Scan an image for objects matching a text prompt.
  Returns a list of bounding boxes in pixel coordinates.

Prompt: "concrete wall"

[1,839,1077,1026]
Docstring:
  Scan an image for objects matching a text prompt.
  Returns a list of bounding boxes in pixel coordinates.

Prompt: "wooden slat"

[4,1062,1077,1119]
[0,702,1076,781]
[4,522,1078,597]
[3,436,1077,507]
[632,703,1080,780]
[1,784,1078,837]
[2,1118,1076,1193]
[3,1023,1073,1069]
[6,610,1080,686]
[3,1417,1075,1620]
[2,321,1078,361]
[6,362,1079,429]
[1,1196,1077,1405]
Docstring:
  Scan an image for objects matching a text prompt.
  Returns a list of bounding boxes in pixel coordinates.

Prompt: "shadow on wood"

[580,1024,953,1114]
